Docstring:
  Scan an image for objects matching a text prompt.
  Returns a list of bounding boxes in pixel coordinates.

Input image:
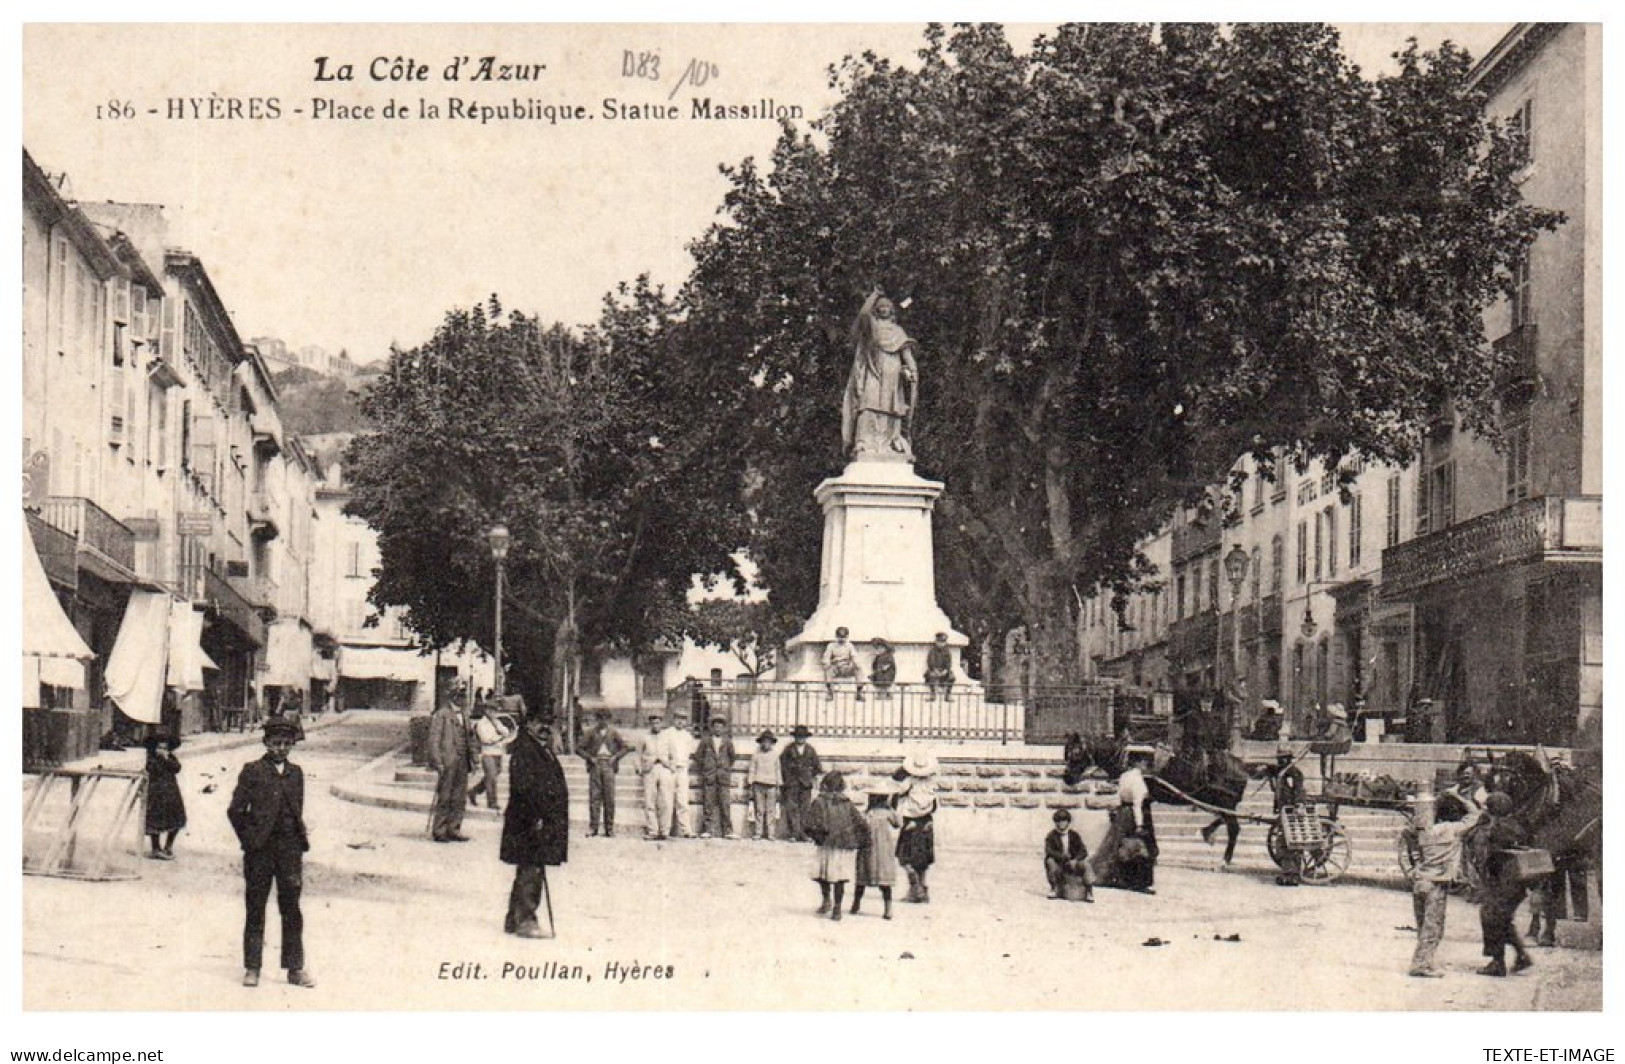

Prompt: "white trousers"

[644,765,675,837]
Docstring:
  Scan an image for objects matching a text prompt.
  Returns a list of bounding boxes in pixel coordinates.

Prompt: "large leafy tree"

[661,22,1557,683]
[344,291,748,719]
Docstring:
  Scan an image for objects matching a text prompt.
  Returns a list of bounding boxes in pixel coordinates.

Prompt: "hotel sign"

[177,512,213,536]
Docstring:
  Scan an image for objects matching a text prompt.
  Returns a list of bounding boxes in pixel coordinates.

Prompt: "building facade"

[1083,24,1601,750]
[22,150,339,764]
[1379,23,1602,747]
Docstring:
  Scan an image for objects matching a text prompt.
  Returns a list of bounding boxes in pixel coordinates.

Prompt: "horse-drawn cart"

[1263,793,1416,885]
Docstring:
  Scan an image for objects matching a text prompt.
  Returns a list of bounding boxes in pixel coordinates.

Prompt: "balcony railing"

[1494,323,1539,391]
[26,511,79,589]
[39,496,137,574]
[1381,495,1601,601]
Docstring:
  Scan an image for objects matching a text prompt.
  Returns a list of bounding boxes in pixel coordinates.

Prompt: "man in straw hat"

[228,717,315,989]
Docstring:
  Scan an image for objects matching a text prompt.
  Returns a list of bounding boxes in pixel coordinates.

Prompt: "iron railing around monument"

[665,679,1121,745]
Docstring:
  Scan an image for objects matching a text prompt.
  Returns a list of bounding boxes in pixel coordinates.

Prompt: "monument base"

[781,459,972,688]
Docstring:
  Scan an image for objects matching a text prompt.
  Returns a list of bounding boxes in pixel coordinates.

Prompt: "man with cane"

[502,710,569,938]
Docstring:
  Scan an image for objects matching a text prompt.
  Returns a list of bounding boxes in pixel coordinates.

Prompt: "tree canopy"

[346,23,1558,697]
[343,292,749,713]
[655,22,1557,680]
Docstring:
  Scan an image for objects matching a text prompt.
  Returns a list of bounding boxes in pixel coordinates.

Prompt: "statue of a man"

[842,290,919,462]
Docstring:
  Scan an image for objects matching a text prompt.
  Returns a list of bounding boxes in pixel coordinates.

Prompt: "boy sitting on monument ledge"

[823,626,864,701]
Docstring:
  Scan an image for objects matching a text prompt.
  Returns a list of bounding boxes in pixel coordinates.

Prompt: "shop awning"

[104,590,170,724]
[339,644,430,682]
[23,519,94,707]
[165,599,208,692]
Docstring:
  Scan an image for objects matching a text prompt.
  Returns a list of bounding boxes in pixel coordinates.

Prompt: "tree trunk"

[554,582,578,754]
[1022,566,1084,688]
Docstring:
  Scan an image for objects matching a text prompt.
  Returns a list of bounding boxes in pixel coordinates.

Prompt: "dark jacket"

[1271,764,1306,812]
[144,749,187,834]
[1045,827,1087,864]
[1481,816,1529,899]
[227,756,308,853]
[428,705,470,772]
[780,742,822,791]
[692,734,737,783]
[805,794,869,850]
[501,731,569,867]
[579,723,629,766]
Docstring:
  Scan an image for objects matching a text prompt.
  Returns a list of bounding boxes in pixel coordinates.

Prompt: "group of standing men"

[572,707,835,844]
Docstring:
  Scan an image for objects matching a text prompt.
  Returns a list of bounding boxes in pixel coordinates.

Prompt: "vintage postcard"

[11,17,1611,1060]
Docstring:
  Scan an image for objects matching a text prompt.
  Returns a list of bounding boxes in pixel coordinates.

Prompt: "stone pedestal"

[781,460,971,685]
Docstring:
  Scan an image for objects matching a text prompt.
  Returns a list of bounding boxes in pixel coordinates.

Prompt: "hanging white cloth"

[103,590,170,723]
[165,598,208,692]
[23,520,93,707]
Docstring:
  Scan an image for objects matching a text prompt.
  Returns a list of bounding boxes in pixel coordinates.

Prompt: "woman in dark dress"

[144,735,187,859]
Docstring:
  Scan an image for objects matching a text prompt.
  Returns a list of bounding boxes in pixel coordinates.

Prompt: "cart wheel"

[1266,821,1291,871]
[1299,821,1351,885]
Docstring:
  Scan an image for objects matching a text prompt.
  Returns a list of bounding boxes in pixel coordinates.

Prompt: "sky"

[21,22,1516,364]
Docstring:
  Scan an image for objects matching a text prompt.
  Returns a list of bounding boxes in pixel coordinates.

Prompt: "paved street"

[21,714,1599,1012]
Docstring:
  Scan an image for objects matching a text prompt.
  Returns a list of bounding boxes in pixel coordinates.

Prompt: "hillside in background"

[272,364,378,436]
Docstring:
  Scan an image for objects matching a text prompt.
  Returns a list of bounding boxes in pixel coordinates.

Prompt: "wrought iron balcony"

[1493,323,1539,394]
[39,496,137,576]
[26,511,79,589]
[1381,495,1600,600]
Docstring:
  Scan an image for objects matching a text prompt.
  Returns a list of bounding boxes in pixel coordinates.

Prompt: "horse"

[1065,734,1257,866]
[1473,749,1602,941]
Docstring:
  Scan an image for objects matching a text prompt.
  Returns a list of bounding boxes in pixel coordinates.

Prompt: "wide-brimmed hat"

[791,724,812,739]
[144,733,182,751]
[820,771,847,793]
[900,750,939,777]
[1326,703,1348,721]
[756,729,777,744]
[1262,699,1283,713]
[1275,744,1296,760]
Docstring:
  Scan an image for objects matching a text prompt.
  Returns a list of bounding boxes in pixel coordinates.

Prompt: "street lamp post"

[1223,544,1251,743]
[488,524,511,702]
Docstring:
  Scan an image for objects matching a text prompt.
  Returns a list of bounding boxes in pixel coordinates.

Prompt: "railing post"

[898,685,906,744]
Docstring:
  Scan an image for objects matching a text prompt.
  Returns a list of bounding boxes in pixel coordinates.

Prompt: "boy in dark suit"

[228,717,315,988]
[1044,809,1093,901]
